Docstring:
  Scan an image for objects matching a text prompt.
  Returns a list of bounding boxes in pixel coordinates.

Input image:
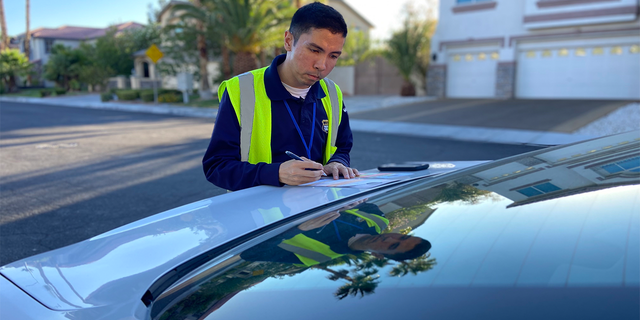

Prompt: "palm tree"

[25,0,30,61]
[389,253,436,277]
[383,10,434,96]
[0,0,8,51]
[334,269,380,300]
[213,0,294,75]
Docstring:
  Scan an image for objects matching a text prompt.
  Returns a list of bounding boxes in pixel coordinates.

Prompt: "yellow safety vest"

[218,67,344,165]
[277,210,389,267]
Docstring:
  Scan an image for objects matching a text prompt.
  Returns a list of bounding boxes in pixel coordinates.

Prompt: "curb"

[0,96,217,118]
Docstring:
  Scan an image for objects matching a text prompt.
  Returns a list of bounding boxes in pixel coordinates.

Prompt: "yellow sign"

[145,44,164,64]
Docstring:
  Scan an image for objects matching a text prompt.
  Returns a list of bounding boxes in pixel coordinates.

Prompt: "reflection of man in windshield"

[241,201,431,266]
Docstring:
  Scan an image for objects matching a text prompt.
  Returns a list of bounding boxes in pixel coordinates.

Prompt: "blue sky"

[5,0,437,40]
[5,0,153,35]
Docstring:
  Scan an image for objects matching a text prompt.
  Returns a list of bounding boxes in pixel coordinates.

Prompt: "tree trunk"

[0,0,8,51]
[221,45,231,80]
[233,51,257,76]
[400,79,416,96]
[25,0,30,60]
[194,0,212,100]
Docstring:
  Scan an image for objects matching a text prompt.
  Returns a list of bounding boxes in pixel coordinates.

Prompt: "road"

[0,101,541,264]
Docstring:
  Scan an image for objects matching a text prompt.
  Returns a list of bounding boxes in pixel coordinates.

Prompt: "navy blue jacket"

[203,54,354,191]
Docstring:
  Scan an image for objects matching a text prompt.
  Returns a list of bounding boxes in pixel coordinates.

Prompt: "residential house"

[15,22,144,84]
[428,0,640,99]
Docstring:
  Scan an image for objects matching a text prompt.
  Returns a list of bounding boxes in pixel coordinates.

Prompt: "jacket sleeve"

[202,90,282,191]
[327,102,353,167]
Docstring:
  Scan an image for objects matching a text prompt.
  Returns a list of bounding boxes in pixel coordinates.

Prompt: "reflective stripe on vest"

[277,233,343,267]
[343,209,389,234]
[218,68,343,165]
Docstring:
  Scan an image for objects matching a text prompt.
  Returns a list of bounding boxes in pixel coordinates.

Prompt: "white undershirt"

[282,82,311,100]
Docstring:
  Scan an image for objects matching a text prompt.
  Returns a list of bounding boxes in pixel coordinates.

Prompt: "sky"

[4,0,438,40]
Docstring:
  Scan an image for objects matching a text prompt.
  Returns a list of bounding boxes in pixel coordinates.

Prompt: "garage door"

[516,44,640,99]
[447,52,498,98]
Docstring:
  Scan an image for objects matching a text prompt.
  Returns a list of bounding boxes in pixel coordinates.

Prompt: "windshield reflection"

[155,131,639,319]
[154,182,491,319]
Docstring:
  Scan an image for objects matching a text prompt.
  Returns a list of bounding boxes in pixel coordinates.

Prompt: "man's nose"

[314,56,327,71]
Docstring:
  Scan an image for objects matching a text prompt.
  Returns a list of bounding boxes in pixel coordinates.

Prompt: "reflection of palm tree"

[389,254,436,277]
[334,269,380,300]
[315,266,352,282]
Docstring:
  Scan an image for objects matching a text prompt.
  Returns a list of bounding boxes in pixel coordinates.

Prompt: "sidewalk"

[2,94,638,146]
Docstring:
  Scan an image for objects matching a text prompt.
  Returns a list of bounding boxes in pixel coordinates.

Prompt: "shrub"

[39,89,52,97]
[54,87,66,95]
[140,90,155,102]
[159,88,182,95]
[116,90,139,101]
[158,92,183,103]
[101,92,113,102]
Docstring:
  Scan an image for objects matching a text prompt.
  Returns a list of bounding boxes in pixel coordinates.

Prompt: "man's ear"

[283,30,294,52]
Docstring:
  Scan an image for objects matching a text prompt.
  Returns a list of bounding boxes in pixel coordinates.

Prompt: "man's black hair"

[289,2,348,44]
[383,239,432,262]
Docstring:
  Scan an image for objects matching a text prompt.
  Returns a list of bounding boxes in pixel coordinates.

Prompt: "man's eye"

[389,243,399,250]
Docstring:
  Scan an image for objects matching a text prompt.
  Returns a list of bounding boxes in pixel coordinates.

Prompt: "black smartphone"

[377,162,430,171]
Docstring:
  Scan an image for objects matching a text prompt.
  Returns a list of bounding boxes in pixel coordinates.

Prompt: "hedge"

[116,90,139,101]
[158,92,183,103]
[140,90,155,102]
[101,93,113,102]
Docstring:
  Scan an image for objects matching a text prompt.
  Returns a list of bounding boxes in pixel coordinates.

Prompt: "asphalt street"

[351,98,629,133]
[0,101,541,264]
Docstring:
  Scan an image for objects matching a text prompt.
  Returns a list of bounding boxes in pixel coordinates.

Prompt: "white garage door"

[516,44,640,99]
[447,52,498,98]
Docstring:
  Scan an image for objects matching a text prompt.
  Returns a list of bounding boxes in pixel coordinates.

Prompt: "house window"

[45,39,54,54]
[601,156,640,174]
[516,182,561,197]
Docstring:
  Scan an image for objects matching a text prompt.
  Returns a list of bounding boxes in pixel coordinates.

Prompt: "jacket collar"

[264,54,326,101]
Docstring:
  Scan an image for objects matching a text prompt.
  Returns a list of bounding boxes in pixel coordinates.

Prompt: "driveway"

[350,99,632,133]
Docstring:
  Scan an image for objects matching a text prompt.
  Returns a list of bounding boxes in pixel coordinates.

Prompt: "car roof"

[0,159,483,315]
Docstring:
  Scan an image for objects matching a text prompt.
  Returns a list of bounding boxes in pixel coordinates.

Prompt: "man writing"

[203,2,359,191]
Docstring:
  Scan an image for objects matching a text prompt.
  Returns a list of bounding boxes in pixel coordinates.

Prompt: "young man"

[203,2,359,191]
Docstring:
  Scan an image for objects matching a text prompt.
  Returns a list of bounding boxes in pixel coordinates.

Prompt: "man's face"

[364,234,422,255]
[283,28,345,88]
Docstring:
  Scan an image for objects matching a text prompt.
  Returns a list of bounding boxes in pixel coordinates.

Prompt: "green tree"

[334,268,380,300]
[0,49,32,92]
[93,25,161,77]
[383,7,434,96]
[213,0,295,75]
[168,0,220,99]
[389,253,436,277]
[43,45,88,90]
[336,28,373,67]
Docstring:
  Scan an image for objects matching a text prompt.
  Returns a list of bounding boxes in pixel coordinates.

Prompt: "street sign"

[145,44,164,64]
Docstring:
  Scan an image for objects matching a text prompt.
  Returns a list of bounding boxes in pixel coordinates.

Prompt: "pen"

[285,151,327,176]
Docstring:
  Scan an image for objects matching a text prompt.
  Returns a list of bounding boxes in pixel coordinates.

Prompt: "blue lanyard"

[283,100,316,159]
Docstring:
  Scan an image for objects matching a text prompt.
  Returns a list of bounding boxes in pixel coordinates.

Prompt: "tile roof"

[20,22,144,40]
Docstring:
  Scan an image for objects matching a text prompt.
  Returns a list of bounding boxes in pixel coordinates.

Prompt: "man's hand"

[298,211,340,231]
[323,162,360,180]
[279,158,324,185]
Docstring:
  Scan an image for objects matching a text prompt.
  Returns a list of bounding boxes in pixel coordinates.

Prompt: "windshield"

[151,133,640,319]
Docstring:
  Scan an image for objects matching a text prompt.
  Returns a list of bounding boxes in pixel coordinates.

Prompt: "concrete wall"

[329,66,355,96]
[355,57,405,95]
